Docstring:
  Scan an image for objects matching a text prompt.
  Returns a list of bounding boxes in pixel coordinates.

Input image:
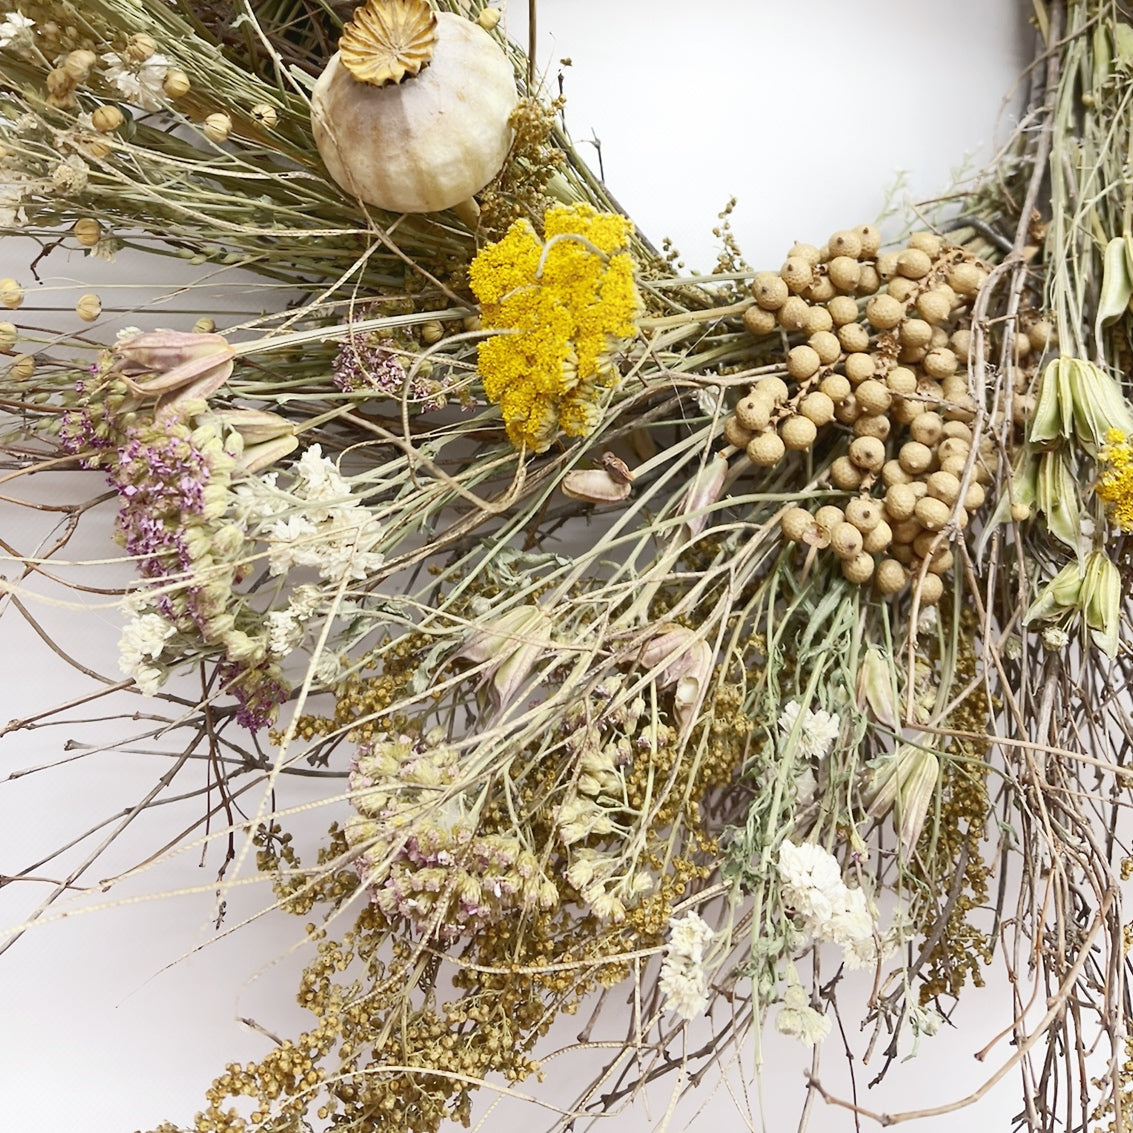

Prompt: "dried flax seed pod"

[827,255,861,292]
[849,435,885,472]
[862,519,893,554]
[830,521,864,560]
[723,416,753,448]
[896,248,933,279]
[819,372,851,402]
[799,390,835,426]
[830,455,864,490]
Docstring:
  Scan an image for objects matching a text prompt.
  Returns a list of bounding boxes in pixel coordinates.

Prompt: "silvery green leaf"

[1094,236,1132,350]
[1035,448,1082,548]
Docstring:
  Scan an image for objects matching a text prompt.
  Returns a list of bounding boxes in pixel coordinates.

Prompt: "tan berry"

[963,481,986,512]
[799,390,836,426]
[898,441,934,475]
[843,351,876,384]
[787,344,821,380]
[837,322,870,352]
[819,372,852,402]
[939,455,969,479]
[744,305,778,336]
[1010,501,1031,522]
[72,217,101,247]
[915,572,945,605]
[922,347,959,379]
[780,413,818,451]
[751,272,789,310]
[882,459,914,489]
[802,304,834,334]
[804,275,837,304]
[723,416,754,448]
[788,242,822,267]
[875,251,900,280]
[746,430,785,467]
[854,377,891,415]
[909,411,943,446]
[914,496,951,530]
[907,230,944,258]
[777,296,810,331]
[949,328,973,360]
[888,277,918,303]
[942,420,973,442]
[842,551,875,584]
[885,366,918,395]
[944,394,978,423]
[947,260,985,298]
[830,520,864,560]
[896,247,932,279]
[890,517,923,545]
[834,393,860,424]
[853,412,891,441]
[827,255,861,292]
[862,519,893,554]
[808,330,841,364]
[756,376,790,403]
[890,396,924,425]
[856,264,882,295]
[875,558,907,595]
[854,224,882,257]
[926,470,961,505]
[899,318,933,348]
[935,437,971,464]
[866,293,904,330]
[781,506,816,542]
[827,230,863,259]
[884,482,918,521]
[890,541,914,565]
[1028,319,1056,353]
[830,455,864,489]
[849,435,886,472]
[814,504,845,534]
[826,295,859,325]
[735,391,776,431]
[915,288,952,324]
[780,255,813,293]
[845,496,883,532]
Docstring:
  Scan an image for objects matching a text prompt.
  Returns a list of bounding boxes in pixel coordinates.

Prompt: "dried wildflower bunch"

[3,3,1133,1133]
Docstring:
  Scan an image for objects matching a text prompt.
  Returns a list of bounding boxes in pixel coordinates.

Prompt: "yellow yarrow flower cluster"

[469,202,641,452]
[1096,427,1133,530]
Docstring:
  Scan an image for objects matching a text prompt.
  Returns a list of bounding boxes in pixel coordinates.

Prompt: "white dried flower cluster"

[235,445,384,584]
[777,839,877,968]
[100,50,174,112]
[777,699,841,759]
[118,609,176,693]
[0,11,34,50]
[658,911,715,1020]
[775,967,831,1046]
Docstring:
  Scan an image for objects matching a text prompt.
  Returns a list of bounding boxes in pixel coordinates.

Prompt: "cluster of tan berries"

[725,225,1053,602]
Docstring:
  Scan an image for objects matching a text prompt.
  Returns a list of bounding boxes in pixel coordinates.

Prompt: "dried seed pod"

[0,278,24,309]
[755,376,790,403]
[799,390,835,426]
[1027,319,1056,353]
[828,230,863,259]
[751,271,789,310]
[922,347,958,379]
[735,391,776,431]
[251,103,280,129]
[72,218,101,247]
[845,496,883,532]
[842,551,875,584]
[91,105,125,133]
[856,264,882,295]
[827,255,861,292]
[944,394,977,423]
[899,318,933,349]
[204,112,232,142]
[8,353,34,380]
[802,304,834,334]
[830,520,865,560]
[819,372,851,402]
[853,412,890,441]
[163,69,191,98]
[788,242,822,267]
[963,481,986,511]
[909,411,943,446]
[925,547,954,575]
[896,247,932,279]
[875,251,900,280]
[75,292,101,321]
[915,288,951,325]
[862,519,893,554]
[875,558,907,594]
[193,317,217,334]
[914,496,951,531]
[780,413,818,451]
[814,504,845,534]
[915,572,945,605]
[913,530,943,560]
[827,295,859,326]
[834,392,860,424]
[937,437,971,464]
[829,455,864,490]
[743,305,778,336]
[746,429,786,467]
[887,277,917,303]
[855,224,882,257]
[907,230,944,258]
[849,435,886,472]
[723,416,754,448]
[898,441,934,475]
[837,322,870,352]
[882,460,914,489]
[939,455,969,479]
[777,296,810,331]
[884,482,918,521]
[787,344,821,380]
[843,352,876,384]
[808,330,841,364]
[0,321,16,351]
[885,366,918,396]
[478,7,502,29]
[941,420,973,442]
[804,275,837,304]
[890,517,923,545]
[866,293,904,331]
[926,470,961,505]
[947,260,985,298]
[780,255,813,293]
[781,506,816,542]
[854,378,891,415]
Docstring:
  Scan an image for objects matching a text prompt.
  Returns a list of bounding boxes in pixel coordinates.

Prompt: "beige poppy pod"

[310,0,518,217]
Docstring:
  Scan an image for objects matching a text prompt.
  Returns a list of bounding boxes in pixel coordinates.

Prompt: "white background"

[1,3,1035,1131]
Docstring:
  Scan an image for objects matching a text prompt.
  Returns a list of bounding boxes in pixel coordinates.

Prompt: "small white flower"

[0,11,35,50]
[659,911,716,1020]
[775,975,830,1046]
[118,610,176,693]
[777,700,841,759]
[777,839,844,919]
[100,51,173,112]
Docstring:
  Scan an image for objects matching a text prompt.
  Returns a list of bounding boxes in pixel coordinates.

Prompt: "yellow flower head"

[468,203,641,452]
[1096,427,1133,531]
